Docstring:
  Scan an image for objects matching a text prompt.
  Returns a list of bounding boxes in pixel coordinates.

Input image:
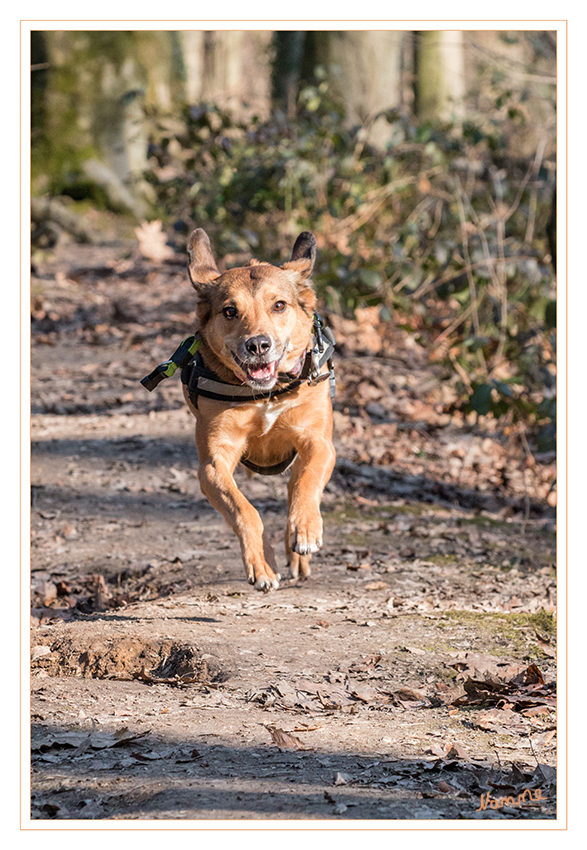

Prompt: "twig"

[435,303,475,344]
[517,422,533,526]
[528,736,541,768]
[448,348,473,391]
[428,199,444,239]
[467,41,557,85]
[493,745,503,777]
[454,184,481,337]
[524,135,549,247]
[454,179,487,374]
[406,196,435,225]
[488,186,508,365]
[330,168,442,237]
[411,253,540,303]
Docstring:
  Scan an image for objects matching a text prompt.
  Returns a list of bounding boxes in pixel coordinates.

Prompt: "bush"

[144,80,556,453]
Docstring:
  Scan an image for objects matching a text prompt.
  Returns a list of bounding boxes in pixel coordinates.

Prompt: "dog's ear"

[281,231,317,280]
[187,229,221,289]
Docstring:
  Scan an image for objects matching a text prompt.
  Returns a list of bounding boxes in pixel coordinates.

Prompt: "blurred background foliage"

[31,29,557,453]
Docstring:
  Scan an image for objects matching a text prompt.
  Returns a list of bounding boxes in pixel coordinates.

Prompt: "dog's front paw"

[244,558,280,592]
[289,512,323,556]
[253,573,281,592]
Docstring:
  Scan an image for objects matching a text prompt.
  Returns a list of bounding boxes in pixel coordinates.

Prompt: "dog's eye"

[222,305,238,319]
[273,301,287,313]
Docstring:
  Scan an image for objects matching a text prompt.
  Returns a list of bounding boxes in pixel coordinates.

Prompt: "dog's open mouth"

[245,360,279,385]
[231,353,281,387]
[231,342,290,388]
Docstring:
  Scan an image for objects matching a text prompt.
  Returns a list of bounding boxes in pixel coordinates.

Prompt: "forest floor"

[29,226,557,822]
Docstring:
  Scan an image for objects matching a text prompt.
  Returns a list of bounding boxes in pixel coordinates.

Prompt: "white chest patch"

[258,401,284,436]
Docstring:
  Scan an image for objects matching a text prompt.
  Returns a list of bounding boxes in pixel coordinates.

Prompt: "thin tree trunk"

[415,30,465,122]
[307,31,404,147]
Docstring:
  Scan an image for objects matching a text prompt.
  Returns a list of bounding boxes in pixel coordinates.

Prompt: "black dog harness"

[140,314,335,475]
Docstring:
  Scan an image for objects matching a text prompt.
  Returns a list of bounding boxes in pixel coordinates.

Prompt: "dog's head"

[187,229,318,390]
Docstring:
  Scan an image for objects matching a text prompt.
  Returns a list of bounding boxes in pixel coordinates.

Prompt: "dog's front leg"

[287,437,336,563]
[198,457,280,592]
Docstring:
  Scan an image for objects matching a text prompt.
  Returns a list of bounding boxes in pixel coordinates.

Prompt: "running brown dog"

[182,228,336,591]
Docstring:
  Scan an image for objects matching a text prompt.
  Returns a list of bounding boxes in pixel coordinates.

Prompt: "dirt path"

[29,239,557,821]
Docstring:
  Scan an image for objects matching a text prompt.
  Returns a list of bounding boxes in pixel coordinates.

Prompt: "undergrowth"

[143,77,556,453]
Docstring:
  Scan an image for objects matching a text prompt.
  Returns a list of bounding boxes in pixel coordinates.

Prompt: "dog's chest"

[256,399,287,436]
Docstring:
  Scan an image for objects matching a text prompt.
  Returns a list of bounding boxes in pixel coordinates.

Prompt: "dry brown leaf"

[350,683,379,703]
[265,725,306,750]
[445,742,469,760]
[522,705,551,717]
[522,664,545,685]
[364,580,388,591]
[135,220,174,262]
[395,688,426,703]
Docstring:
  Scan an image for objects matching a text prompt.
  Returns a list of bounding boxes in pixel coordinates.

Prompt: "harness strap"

[140,315,335,402]
[139,316,335,478]
[181,333,334,405]
[240,452,297,476]
[140,334,202,392]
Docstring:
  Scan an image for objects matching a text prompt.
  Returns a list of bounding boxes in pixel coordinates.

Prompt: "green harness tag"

[140,334,201,392]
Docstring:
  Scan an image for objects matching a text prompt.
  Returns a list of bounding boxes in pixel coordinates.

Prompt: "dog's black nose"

[245,335,271,356]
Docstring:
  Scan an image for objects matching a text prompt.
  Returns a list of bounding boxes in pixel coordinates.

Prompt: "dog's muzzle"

[233,337,286,387]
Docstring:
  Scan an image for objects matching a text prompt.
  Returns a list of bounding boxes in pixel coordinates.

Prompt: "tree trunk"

[414,30,465,122]
[272,31,306,117]
[36,31,176,214]
[179,30,272,119]
[307,31,405,148]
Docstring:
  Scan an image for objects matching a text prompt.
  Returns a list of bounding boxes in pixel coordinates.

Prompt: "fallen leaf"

[364,581,388,591]
[350,683,379,703]
[522,706,551,717]
[265,725,307,750]
[31,645,51,661]
[521,664,545,686]
[533,730,556,747]
[135,220,174,262]
[394,687,427,702]
[445,742,469,760]
[533,763,556,785]
[401,646,426,656]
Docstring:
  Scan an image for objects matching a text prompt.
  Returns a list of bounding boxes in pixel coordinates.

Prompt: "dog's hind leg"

[285,530,312,579]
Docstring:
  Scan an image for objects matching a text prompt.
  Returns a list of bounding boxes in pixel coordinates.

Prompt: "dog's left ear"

[187,228,221,289]
[281,231,317,280]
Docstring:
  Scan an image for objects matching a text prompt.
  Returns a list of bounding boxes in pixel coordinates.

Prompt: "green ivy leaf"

[358,269,382,289]
[470,384,493,416]
[492,380,514,398]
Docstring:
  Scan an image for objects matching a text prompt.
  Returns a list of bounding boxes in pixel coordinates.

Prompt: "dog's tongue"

[249,361,277,382]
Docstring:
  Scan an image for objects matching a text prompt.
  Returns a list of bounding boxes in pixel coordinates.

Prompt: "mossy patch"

[440,609,556,633]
